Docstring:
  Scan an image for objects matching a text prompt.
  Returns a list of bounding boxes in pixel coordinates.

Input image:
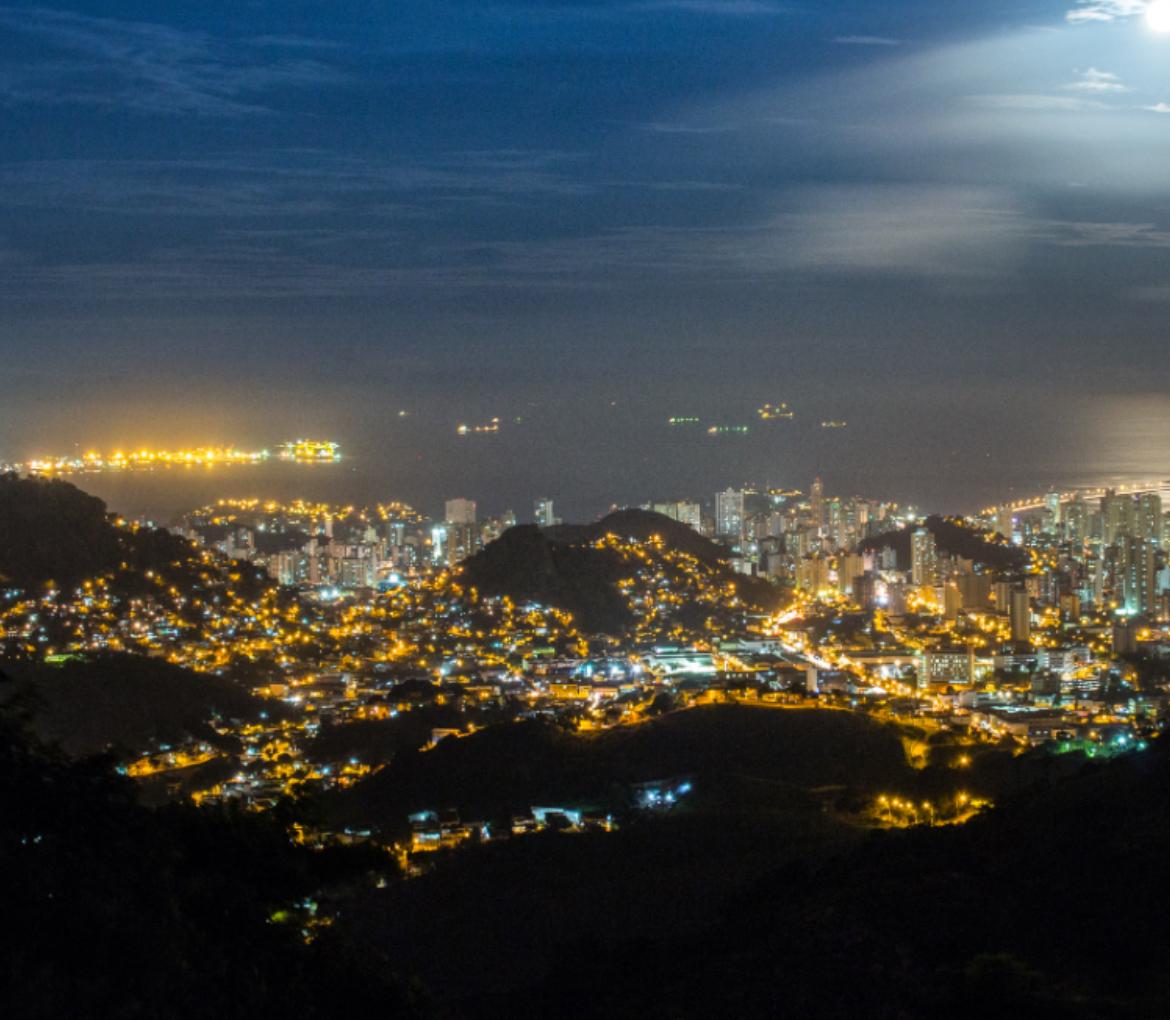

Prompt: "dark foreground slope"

[493,739,1170,1019]
[0,681,419,1020]
[1,653,282,758]
[323,700,1170,1018]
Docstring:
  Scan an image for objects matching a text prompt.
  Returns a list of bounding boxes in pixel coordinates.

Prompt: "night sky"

[4,1,1170,518]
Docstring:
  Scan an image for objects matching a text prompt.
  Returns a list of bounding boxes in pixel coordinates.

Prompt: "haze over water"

[60,392,1170,523]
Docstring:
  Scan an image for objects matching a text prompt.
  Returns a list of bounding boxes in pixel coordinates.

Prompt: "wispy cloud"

[1143,101,1170,113]
[636,0,786,13]
[1039,220,1170,248]
[0,150,593,217]
[634,120,740,134]
[1064,67,1131,93]
[1067,1,1146,23]
[967,93,1107,111]
[833,36,901,46]
[490,0,787,20]
[0,7,347,116]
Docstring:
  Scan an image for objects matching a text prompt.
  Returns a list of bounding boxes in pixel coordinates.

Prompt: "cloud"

[769,186,1027,279]
[966,93,1107,111]
[1067,1,1147,23]
[491,0,787,20]
[636,0,786,12]
[1038,220,1170,248]
[1064,67,1131,93]
[634,120,741,133]
[833,36,901,46]
[0,149,598,224]
[1143,101,1170,112]
[0,7,346,116]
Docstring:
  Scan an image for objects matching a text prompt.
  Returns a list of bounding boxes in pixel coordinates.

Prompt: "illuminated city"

[6,0,1170,1015]
[2,440,343,476]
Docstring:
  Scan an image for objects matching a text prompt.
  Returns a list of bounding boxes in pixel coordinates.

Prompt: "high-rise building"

[1138,492,1163,547]
[534,499,557,527]
[480,510,516,545]
[651,501,702,531]
[837,553,865,596]
[1120,535,1156,616]
[445,498,477,525]
[810,476,825,530]
[1045,491,1062,533]
[943,582,963,621]
[995,507,1015,543]
[715,489,745,541]
[1101,490,1137,546]
[445,522,481,567]
[430,524,447,566]
[339,556,375,589]
[1064,494,1088,546]
[911,527,938,587]
[1010,588,1031,643]
[796,555,831,593]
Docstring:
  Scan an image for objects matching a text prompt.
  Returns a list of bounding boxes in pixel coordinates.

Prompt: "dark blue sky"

[3,0,1170,517]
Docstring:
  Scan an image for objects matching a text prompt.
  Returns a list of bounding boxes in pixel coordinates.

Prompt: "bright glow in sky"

[1147,1,1170,32]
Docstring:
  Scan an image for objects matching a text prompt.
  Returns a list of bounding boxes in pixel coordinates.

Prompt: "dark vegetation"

[0,653,283,758]
[861,513,1026,572]
[308,703,481,766]
[328,724,1170,1018]
[497,736,1170,1019]
[0,472,270,598]
[460,509,778,632]
[0,670,418,1020]
[544,508,728,566]
[323,706,913,836]
[460,523,633,631]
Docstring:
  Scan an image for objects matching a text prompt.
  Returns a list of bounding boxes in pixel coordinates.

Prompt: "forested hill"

[0,473,265,593]
[459,509,778,633]
[861,514,1025,572]
[544,509,729,567]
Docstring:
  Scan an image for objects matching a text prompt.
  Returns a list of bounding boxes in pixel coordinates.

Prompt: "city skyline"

[9,3,1170,1015]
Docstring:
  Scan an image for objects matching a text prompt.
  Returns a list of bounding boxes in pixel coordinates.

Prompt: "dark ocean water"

[65,391,1170,524]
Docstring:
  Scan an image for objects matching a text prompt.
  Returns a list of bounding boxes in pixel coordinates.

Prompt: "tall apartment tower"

[1120,535,1156,616]
[1138,492,1163,547]
[534,498,557,527]
[445,498,477,526]
[1010,588,1031,643]
[1101,490,1137,546]
[911,527,938,587]
[715,488,745,541]
[810,476,825,530]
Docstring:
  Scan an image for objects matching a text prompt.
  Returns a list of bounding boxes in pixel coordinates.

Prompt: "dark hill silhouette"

[0,653,287,758]
[458,524,632,631]
[460,510,777,633]
[861,514,1025,572]
[545,508,729,567]
[323,706,913,833]
[509,736,1170,1018]
[0,701,416,1018]
[329,728,1170,1018]
[0,473,256,593]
